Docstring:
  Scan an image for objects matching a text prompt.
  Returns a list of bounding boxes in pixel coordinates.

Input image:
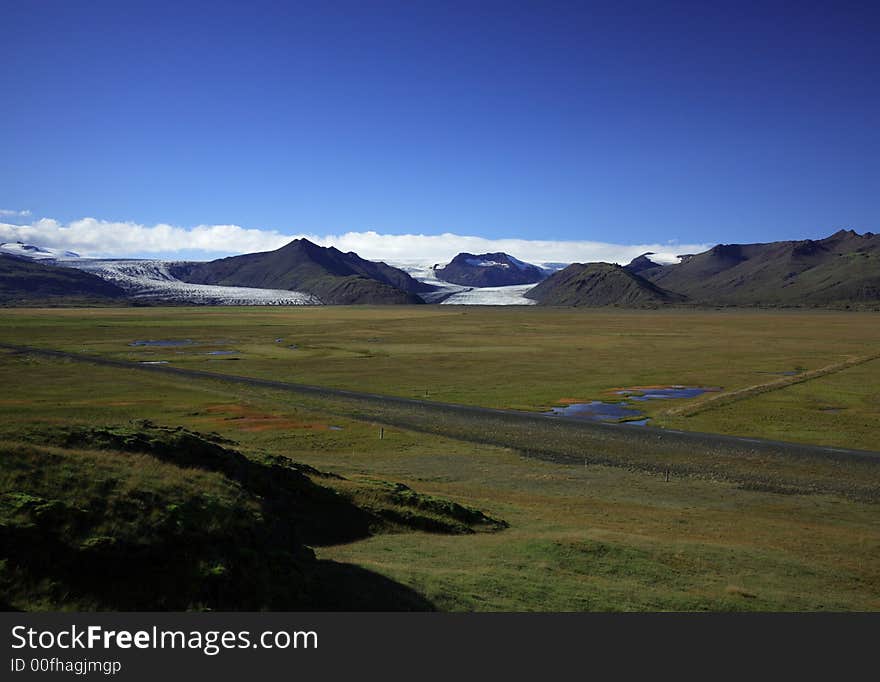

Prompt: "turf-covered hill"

[0,422,505,611]
[525,262,684,307]
[434,252,547,287]
[172,238,433,304]
[0,254,126,304]
[635,229,880,306]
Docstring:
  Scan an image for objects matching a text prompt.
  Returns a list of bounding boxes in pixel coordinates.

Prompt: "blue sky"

[1,0,877,256]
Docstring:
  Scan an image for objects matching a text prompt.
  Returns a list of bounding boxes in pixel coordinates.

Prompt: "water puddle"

[329,426,344,431]
[205,350,237,355]
[546,401,644,422]
[130,339,192,347]
[546,385,718,425]
[617,386,716,401]
[139,360,169,365]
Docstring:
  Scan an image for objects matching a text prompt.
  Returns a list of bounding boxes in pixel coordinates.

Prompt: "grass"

[0,306,878,611]
[1,306,878,448]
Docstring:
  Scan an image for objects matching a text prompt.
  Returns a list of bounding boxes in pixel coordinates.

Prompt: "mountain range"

[1,230,877,307]
[631,229,880,306]
[528,230,879,308]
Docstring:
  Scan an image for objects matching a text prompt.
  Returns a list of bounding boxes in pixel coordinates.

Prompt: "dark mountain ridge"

[0,254,126,304]
[525,262,684,307]
[624,252,665,275]
[172,238,432,304]
[636,229,880,306]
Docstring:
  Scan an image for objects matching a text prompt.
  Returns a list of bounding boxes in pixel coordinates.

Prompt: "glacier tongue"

[439,284,536,305]
[388,259,538,305]
[69,259,321,305]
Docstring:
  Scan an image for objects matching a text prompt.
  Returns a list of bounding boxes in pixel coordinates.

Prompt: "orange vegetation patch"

[205,404,251,415]
[236,419,333,433]
[200,403,331,432]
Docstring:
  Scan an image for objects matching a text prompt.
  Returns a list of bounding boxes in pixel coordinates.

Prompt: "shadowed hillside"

[0,254,126,304]
[639,230,880,306]
[525,262,684,306]
[0,422,504,611]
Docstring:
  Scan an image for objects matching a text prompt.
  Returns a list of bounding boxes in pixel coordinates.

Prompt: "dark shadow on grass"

[308,560,436,611]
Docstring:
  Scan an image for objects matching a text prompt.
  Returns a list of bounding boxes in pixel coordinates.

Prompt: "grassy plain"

[1,306,878,449]
[1,306,879,611]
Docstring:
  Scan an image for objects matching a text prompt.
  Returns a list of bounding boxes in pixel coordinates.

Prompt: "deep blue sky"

[2,0,877,245]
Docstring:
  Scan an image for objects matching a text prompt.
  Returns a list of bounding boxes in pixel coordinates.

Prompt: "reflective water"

[546,401,643,421]
[546,386,718,425]
[619,386,712,401]
[130,339,192,347]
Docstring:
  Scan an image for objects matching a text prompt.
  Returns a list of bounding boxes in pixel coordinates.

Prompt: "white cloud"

[0,208,31,217]
[0,216,711,266]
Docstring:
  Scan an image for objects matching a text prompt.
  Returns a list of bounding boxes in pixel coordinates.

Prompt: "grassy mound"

[1,422,505,610]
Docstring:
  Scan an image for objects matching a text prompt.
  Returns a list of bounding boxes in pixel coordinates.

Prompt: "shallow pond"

[130,339,193,347]
[618,386,714,401]
[546,401,644,422]
[546,385,718,425]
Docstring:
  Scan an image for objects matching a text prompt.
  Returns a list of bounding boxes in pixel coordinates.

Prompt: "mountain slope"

[434,252,547,287]
[0,254,126,304]
[525,262,684,306]
[173,239,432,304]
[624,252,667,275]
[639,230,880,306]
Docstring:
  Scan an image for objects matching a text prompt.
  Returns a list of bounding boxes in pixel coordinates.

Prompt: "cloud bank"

[0,216,711,266]
[0,208,31,217]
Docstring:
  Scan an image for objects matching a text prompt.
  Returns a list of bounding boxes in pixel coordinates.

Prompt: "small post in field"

[379,427,384,440]
[664,468,670,483]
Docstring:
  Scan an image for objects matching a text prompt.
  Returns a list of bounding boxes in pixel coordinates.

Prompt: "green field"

[1,306,878,611]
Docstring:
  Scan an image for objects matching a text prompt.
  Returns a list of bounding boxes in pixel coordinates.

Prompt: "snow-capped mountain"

[0,241,81,260]
[433,252,548,287]
[1,241,569,306]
